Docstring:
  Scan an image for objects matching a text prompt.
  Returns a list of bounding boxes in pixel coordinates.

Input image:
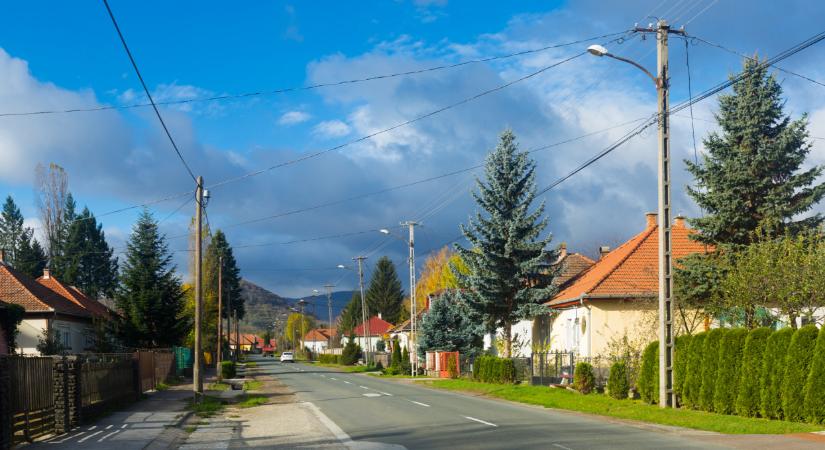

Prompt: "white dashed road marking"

[362,393,382,397]
[343,381,352,384]
[105,424,113,429]
[552,444,573,450]
[121,424,128,429]
[464,416,497,427]
[78,430,104,442]
[409,400,430,407]
[99,430,120,442]
[330,377,337,380]
[359,385,369,389]
[380,391,393,396]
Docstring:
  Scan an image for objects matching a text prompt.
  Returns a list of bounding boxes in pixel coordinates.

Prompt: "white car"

[280,352,294,363]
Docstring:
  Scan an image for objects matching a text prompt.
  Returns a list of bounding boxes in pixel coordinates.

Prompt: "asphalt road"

[261,357,726,450]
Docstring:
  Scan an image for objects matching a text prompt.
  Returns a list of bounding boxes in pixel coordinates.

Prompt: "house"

[303,328,337,353]
[543,213,708,357]
[483,244,597,356]
[0,261,104,355]
[228,333,260,353]
[341,315,394,352]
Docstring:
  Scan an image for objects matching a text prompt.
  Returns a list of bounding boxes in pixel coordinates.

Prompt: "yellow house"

[544,212,709,358]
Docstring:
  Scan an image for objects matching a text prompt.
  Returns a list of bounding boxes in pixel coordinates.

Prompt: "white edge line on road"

[78,430,104,442]
[330,377,337,380]
[409,400,430,407]
[464,416,497,427]
[87,425,97,430]
[380,392,393,396]
[301,401,353,447]
[359,385,369,389]
[98,430,120,442]
[121,424,128,428]
[343,381,352,384]
[105,424,113,429]
[552,443,573,450]
[49,431,85,444]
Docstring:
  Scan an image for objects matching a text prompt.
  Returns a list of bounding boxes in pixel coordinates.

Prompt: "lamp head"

[587,44,609,57]
[379,229,390,234]
[337,264,346,269]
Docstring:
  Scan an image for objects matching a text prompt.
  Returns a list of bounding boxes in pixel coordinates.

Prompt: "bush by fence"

[781,325,819,422]
[760,327,794,419]
[735,327,771,417]
[699,328,727,411]
[804,327,825,423]
[473,356,516,384]
[681,331,706,409]
[673,334,692,401]
[318,354,338,364]
[573,362,595,394]
[220,361,236,379]
[713,328,747,414]
[607,360,629,399]
[638,341,659,404]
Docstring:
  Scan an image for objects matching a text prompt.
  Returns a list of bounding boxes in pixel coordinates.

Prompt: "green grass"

[243,380,263,391]
[237,394,268,408]
[315,363,381,373]
[188,395,224,418]
[155,382,170,391]
[367,373,421,378]
[243,361,258,368]
[207,382,230,391]
[423,379,825,435]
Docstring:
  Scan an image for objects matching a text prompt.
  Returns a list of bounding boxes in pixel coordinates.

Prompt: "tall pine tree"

[339,291,363,335]
[686,58,825,245]
[16,228,47,278]
[365,256,404,324]
[53,206,118,299]
[117,210,188,348]
[0,195,47,277]
[456,130,555,357]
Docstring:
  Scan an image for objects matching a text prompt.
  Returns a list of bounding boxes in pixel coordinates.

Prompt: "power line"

[102,0,197,182]
[0,31,629,118]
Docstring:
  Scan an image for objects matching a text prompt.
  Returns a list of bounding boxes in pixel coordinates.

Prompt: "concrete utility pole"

[235,308,240,361]
[216,255,223,379]
[298,299,307,355]
[354,256,370,365]
[324,284,335,349]
[401,221,418,376]
[193,176,204,395]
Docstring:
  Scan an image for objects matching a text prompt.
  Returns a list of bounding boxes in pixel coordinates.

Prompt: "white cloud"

[313,120,351,138]
[278,110,312,125]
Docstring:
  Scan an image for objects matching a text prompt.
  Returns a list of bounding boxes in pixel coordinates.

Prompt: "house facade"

[341,315,394,352]
[1,262,104,355]
[543,213,708,357]
[303,328,336,353]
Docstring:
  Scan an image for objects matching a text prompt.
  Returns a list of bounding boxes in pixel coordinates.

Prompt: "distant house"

[341,315,394,352]
[0,261,106,355]
[544,213,709,357]
[303,328,337,353]
[228,333,260,353]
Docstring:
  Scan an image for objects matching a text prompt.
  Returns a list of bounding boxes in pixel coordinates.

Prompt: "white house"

[303,328,336,353]
[341,315,394,353]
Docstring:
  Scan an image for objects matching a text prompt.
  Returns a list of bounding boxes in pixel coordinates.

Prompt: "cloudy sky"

[1,0,824,300]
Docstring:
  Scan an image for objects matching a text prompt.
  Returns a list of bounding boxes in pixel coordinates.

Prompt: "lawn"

[423,379,824,434]
[243,380,263,391]
[314,363,381,373]
[237,394,268,408]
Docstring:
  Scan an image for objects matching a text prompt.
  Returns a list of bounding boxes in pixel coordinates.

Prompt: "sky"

[1,0,825,301]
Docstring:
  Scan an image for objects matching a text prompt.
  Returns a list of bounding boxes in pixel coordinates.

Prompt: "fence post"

[52,357,68,434]
[0,357,11,450]
[68,356,81,428]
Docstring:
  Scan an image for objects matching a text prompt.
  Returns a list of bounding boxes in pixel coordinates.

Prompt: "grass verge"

[243,380,263,391]
[207,382,230,391]
[314,363,381,373]
[188,395,224,418]
[237,394,267,408]
[423,379,824,434]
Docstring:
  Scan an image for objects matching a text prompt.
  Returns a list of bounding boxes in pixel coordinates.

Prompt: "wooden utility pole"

[216,255,223,379]
[324,284,335,349]
[193,176,204,395]
[401,221,419,376]
[354,256,369,365]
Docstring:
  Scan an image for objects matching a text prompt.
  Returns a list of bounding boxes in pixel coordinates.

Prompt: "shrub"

[573,362,595,394]
[318,354,338,364]
[607,360,629,399]
[760,327,794,419]
[375,360,384,371]
[498,358,516,384]
[391,340,402,370]
[447,354,459,379]
[781,325,819,422]
[341,337,362,365]
[681,332,707,409]
[220,361,236,379]
[713,328,748,414]
[401,346,411,374]
[803,327,825,423]
[699,328,727,411]
[473,355,515,384]
[638,341,659,404]
[734,327,772,417]
[673,334,692,403]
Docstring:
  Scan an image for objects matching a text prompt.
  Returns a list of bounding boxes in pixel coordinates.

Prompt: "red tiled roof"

[548,214,710,307]
[0,264,91,318]
[553,252,596,287]
[353,316,394,336]
[304,329,333,342]
[228,333,259,346]
[37,274,110,318]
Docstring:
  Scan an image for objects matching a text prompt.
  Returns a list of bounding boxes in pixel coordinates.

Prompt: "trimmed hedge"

[734,327,772,417]
[699,328,727,412]
[318,354,338,364]
[781,325,819,422]
[760,327,794,419]
[638,341,659,404]
[673,334,693,402]
[220,361,236,379]
[474,356,517,384]
[713,328,748,414]
[573,362,595,394]
[681,332,707,409]
[608,360,629,400]
[804,327,825,423]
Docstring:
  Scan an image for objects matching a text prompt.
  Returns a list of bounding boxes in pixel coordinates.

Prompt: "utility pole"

[353,256,370,365]
[216,255,223,379]
[298,299,307,355]
[401,221,418,376]
[193,176,204,396]
[324,284,335,350]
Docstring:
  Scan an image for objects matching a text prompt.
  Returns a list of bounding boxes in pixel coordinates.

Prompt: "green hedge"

[608,360,629,400]
[760,327,794,419]
[474,356,516,384]
[673,334,692,402]
[318,354,338,364]
[220,361,236,379]
[781,325,819,422]
[341,339,361,365]
[573,362,595,394]
[638,341,659,404]
[699,328,727,412]
[713,328,748,414]
[734,327,772,417]
[803,327,825,423]
[681,332,707,409]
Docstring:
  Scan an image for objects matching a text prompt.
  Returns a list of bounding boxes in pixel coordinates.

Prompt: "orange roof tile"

[548,214,710,307]
[37,273,110,318]
[0,264,91,318]
[304,329,333,342]
[354,316,394,336]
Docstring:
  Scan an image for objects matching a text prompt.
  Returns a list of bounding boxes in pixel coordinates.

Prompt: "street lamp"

[379,223,420,376]
[338,259,371,364]
[586,20,682,407]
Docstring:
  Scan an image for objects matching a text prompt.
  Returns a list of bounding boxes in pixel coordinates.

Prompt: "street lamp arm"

[604,53,660,87]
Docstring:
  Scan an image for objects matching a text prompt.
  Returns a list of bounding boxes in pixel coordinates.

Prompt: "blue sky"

[2,0,825,298]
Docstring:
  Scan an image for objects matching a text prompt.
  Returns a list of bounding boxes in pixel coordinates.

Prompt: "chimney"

[377,312,382,320]
[558,242,568,260]
[43,267,51,279]
[645,212,657,228]
[674,215,686,228]
[599,246,611,260]
[0,248,5,264]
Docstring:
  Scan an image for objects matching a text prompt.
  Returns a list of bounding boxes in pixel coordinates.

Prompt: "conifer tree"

[53,206,118,299]
[686,58,825,245]
[0,195,47,278]
[365,256,404,323]
[15,229,47,278]
[339,291,363,335]
[417,290,483,357]
[117,210,188,348]
[456,130,555,357]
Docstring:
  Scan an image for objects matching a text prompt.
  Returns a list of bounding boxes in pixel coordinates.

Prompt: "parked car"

[280,351,294,363]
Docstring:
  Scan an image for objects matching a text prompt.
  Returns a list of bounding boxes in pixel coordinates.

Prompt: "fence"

[5,357,54,445]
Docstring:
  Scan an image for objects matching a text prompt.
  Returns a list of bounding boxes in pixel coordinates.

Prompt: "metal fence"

[7,357,54,444]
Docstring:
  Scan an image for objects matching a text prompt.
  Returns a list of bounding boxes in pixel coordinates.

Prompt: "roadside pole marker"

[464,416,497,427]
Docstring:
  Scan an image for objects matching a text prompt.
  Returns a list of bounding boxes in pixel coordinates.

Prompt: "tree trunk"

[503,322,512,358]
